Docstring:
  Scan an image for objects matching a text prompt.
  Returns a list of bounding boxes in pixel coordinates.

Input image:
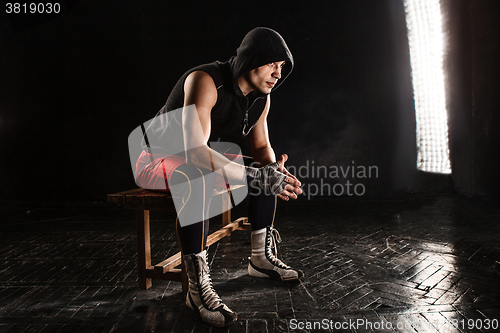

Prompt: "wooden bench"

[107,187,250,294]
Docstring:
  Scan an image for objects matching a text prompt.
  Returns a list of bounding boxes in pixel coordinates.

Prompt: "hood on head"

[230,27,294,93]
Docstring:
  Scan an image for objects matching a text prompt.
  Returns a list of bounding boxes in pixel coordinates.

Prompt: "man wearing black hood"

[135,28,302,327]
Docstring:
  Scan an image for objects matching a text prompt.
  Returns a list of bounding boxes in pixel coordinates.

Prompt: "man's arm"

[248,95,276,167]
[182,70,246,180]
[249,95,302,200]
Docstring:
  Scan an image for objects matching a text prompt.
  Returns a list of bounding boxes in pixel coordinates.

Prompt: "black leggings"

[170,160,276,254]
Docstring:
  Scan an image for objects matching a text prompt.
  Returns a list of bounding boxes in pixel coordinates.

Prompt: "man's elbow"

[185,150,199,167]
[185,146,209,168]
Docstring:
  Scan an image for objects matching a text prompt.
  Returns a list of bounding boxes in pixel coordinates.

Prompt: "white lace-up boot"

[184,250,237,327]
[248,227,304,281]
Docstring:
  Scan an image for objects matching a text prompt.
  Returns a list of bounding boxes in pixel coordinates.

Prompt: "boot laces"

[266,227,290,269]
[196,252,223,310]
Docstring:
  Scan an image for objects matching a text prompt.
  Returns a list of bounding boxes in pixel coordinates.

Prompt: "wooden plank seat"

[107,187,251,293]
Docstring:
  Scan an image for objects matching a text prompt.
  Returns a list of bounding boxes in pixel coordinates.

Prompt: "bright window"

[404,0,451,174]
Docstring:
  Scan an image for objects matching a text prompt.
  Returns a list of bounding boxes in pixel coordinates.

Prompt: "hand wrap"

[245,162,287,195]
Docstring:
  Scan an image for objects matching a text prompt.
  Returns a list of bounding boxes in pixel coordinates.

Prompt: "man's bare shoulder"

[183,70,217,108]
[184,71,217,94]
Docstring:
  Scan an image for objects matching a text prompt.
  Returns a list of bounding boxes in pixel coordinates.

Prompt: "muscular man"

[135,27,303,327]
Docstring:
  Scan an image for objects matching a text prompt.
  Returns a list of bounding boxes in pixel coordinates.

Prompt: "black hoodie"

[142,27,293,152]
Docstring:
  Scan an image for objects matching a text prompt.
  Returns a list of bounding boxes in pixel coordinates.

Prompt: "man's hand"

[245,159,301,200]
[276,154,302,201]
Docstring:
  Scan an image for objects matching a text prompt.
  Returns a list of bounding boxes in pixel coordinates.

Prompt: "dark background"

[0,0,499,202]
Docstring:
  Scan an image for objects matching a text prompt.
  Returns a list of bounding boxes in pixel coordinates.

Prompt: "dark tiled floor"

[1,194,499,332]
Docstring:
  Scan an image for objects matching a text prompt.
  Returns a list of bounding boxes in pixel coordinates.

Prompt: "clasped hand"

[274,154,302,201]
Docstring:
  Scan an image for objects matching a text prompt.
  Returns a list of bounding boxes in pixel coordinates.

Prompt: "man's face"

[245,61,285,94]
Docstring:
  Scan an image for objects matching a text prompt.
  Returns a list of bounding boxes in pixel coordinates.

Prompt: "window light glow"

[404,0,451,174]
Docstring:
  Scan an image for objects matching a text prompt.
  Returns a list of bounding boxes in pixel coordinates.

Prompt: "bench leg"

[222,189,231,227]
[136,210,152,289]
[181,250,188,296]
